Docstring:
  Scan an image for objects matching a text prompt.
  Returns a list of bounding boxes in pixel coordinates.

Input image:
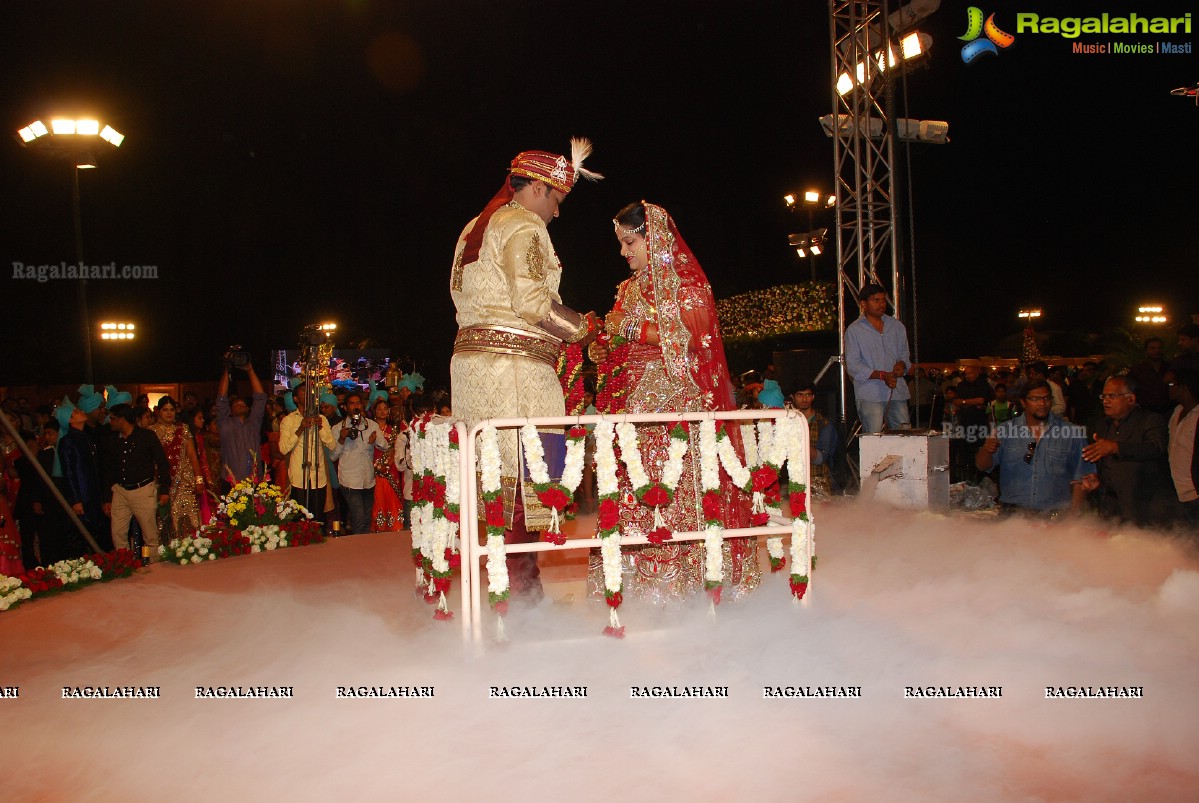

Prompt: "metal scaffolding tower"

[827,0,903,422]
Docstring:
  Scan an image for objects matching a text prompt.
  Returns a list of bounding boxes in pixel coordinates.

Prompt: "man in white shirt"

[329,391,382,534]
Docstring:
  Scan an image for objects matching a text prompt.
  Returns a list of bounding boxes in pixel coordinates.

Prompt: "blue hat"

[397,371,425,392]
[282,392,297,412]
[76,384,104,413]
[758,379,785,409]
[105,384,133,407]
[319,391,339,407]
[54,395,77,432]
[367,379,389,408]
[288,376,304,390]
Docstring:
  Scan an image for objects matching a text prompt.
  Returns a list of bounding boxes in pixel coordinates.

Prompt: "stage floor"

[4,502,1198,801]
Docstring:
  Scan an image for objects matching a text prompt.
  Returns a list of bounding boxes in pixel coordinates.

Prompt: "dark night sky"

[1,0,1196,388]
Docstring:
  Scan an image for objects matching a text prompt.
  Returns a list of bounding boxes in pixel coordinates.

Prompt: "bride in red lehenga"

[587,201,760,603]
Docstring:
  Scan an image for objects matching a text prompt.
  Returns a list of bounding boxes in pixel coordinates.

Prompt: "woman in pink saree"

[588,201,759,603]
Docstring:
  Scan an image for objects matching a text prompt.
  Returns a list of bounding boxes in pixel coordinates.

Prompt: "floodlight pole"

[73,165,94,384]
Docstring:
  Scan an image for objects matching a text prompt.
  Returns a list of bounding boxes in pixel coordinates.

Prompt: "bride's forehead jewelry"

[613,219,646,237]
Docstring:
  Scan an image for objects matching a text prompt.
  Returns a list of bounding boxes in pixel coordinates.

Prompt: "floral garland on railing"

[480,425,509,622]
[613,421,689,544]
[425,421,460,621]
[519,423,588,544]
[593,419,625,638]
[777,415,814,600]
[410,413,437,603]
[2,550,142,612]
[698,420,728,606]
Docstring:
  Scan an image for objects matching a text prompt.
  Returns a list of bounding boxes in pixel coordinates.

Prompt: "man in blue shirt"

[215,354,267,490]
[976,380,1095,516]
[845,282,911,433]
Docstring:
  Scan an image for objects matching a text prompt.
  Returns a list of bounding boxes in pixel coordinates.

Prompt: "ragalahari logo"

[959,7,1016,63]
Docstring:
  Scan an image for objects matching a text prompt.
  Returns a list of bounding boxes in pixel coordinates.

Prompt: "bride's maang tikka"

[613,218,646,238]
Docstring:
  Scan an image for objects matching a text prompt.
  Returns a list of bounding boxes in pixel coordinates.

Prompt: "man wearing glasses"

[976,380,1095,517]
[1082,376,1173,526]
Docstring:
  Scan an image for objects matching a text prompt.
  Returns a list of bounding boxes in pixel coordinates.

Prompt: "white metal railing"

[454,409,813,643]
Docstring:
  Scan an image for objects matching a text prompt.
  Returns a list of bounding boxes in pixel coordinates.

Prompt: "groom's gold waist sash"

[453,325,559,367]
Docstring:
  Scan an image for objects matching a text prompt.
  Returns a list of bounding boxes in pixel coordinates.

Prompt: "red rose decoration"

[448,428,459,444]
[602,625,626,639]
[791,492,807,516]
[493,600,509,615]
[606,590,623,608]
[433,576,451,593]
[790,579,809,599]
[706,585,723,606]
[411,551,423,568]
[423,590,438,605]
[433,609,454,621]
[647,526,673,544]
[568,425,588,440]
[536,486,570,510]
[769,556,787,573]
[542,531,567,546]
[641,485,671,508]
[446,549,461,569]
[598,498,620,530]
[764,485,781,505]
[751,512,770,526]
[484,499,505,527]
[751,466,778,492]
[702,492,722,522]
[430,484,446,508]
[445,508,460,523]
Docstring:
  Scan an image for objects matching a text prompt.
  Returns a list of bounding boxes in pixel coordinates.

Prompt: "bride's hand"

[605,310,625,331]
[587,342,609,363]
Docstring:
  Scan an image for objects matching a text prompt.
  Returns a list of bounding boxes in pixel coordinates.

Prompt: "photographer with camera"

[215,347,267,492]
[328,391,381,535]
[278,382,336,516]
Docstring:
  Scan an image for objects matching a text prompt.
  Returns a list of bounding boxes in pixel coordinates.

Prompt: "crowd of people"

[730,323,1199,530]
[0,359,453,576]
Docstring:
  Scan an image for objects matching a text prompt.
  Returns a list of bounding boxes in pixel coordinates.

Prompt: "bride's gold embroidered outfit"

[589,203,760,603]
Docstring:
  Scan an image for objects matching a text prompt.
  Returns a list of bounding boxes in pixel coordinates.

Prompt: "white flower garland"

[755,419,787,567]
[593,419,624,634]
[615,422,650,490]
[661,431,689,491]
[703,524,723,587]
[755,420,774,469]
[480,425,509,603]
[740,423,759,468]
[519,423,550,484]
[519,423,589,536]
[698,420,725,595]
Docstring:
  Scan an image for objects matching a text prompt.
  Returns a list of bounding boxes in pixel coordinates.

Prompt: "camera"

[346,413,363,439]
[226,346,251,369]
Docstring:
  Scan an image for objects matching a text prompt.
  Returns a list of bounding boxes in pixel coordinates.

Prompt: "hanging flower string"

[778,414,815,599]
[557,343,586,416]
[755,419,787,571]
[614,421,689,544]
[519,423,587,544]
[427,422,459,621]
[593,419,625,638]
[698,419,725,607]
[594,335,630,414]
[480,425,509,621]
